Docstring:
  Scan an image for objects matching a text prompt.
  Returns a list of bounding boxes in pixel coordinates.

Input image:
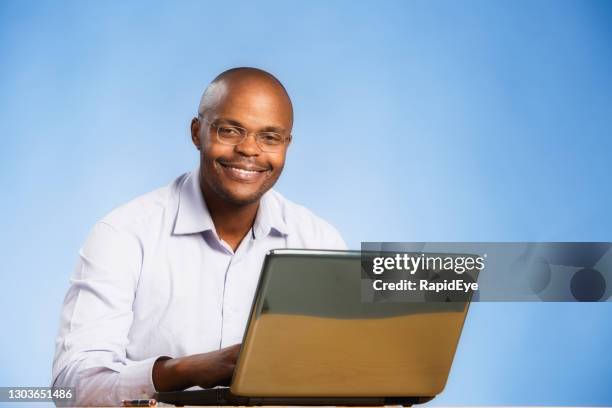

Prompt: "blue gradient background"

[1,0,611,406]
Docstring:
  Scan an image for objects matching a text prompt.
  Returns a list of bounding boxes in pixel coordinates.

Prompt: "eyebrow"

[215,117,287,134]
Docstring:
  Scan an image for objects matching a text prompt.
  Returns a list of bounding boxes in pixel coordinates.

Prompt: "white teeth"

[229,167,259,175]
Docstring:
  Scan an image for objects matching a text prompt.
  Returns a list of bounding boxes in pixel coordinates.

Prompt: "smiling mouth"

[217,161,270,182]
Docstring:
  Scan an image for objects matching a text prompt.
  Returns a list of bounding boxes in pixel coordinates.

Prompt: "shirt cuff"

[117,355,172,400]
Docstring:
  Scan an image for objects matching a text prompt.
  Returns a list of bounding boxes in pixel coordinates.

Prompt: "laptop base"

[154,388,434,406]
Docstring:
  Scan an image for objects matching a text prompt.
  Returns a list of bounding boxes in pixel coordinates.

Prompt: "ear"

[190,117,201,151]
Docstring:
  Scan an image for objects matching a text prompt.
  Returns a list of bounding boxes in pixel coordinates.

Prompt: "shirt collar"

[253,190,288,239]
[173,167,288,238]
[173,168,215,235]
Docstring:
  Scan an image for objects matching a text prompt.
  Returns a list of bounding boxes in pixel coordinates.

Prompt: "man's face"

[192,79,292,206]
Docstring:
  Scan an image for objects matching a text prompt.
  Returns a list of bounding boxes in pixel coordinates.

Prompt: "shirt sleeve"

[317,220,348,251]
[52,221,170,406]
[326,225,348,250]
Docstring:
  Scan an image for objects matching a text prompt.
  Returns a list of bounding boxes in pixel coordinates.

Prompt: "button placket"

[218,253,234,348]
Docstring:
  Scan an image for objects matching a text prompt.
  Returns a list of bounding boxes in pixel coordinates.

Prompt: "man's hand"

[152,343,241,392]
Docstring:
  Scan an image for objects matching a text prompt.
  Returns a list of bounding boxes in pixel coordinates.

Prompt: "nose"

[234,133,261,156]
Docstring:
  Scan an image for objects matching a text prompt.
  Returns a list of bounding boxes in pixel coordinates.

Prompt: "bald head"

[198,67,293,128]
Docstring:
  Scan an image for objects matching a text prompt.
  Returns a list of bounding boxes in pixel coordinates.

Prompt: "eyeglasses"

[199,115,291,153]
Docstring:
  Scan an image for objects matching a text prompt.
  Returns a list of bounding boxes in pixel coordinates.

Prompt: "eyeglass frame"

[197,114,292,153]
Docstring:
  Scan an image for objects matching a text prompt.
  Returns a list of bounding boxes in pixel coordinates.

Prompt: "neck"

[200,180,259,251]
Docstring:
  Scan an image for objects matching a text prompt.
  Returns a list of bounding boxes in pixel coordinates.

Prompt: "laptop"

[155,249,477,406]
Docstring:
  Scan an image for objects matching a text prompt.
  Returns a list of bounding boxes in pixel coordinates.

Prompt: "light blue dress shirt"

[52,168,346,406]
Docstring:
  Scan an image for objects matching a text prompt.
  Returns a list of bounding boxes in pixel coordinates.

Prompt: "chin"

[216,185,267,206]
[225,193,264,206]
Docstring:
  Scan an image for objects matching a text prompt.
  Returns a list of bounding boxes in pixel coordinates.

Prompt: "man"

[52,67,346,406]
